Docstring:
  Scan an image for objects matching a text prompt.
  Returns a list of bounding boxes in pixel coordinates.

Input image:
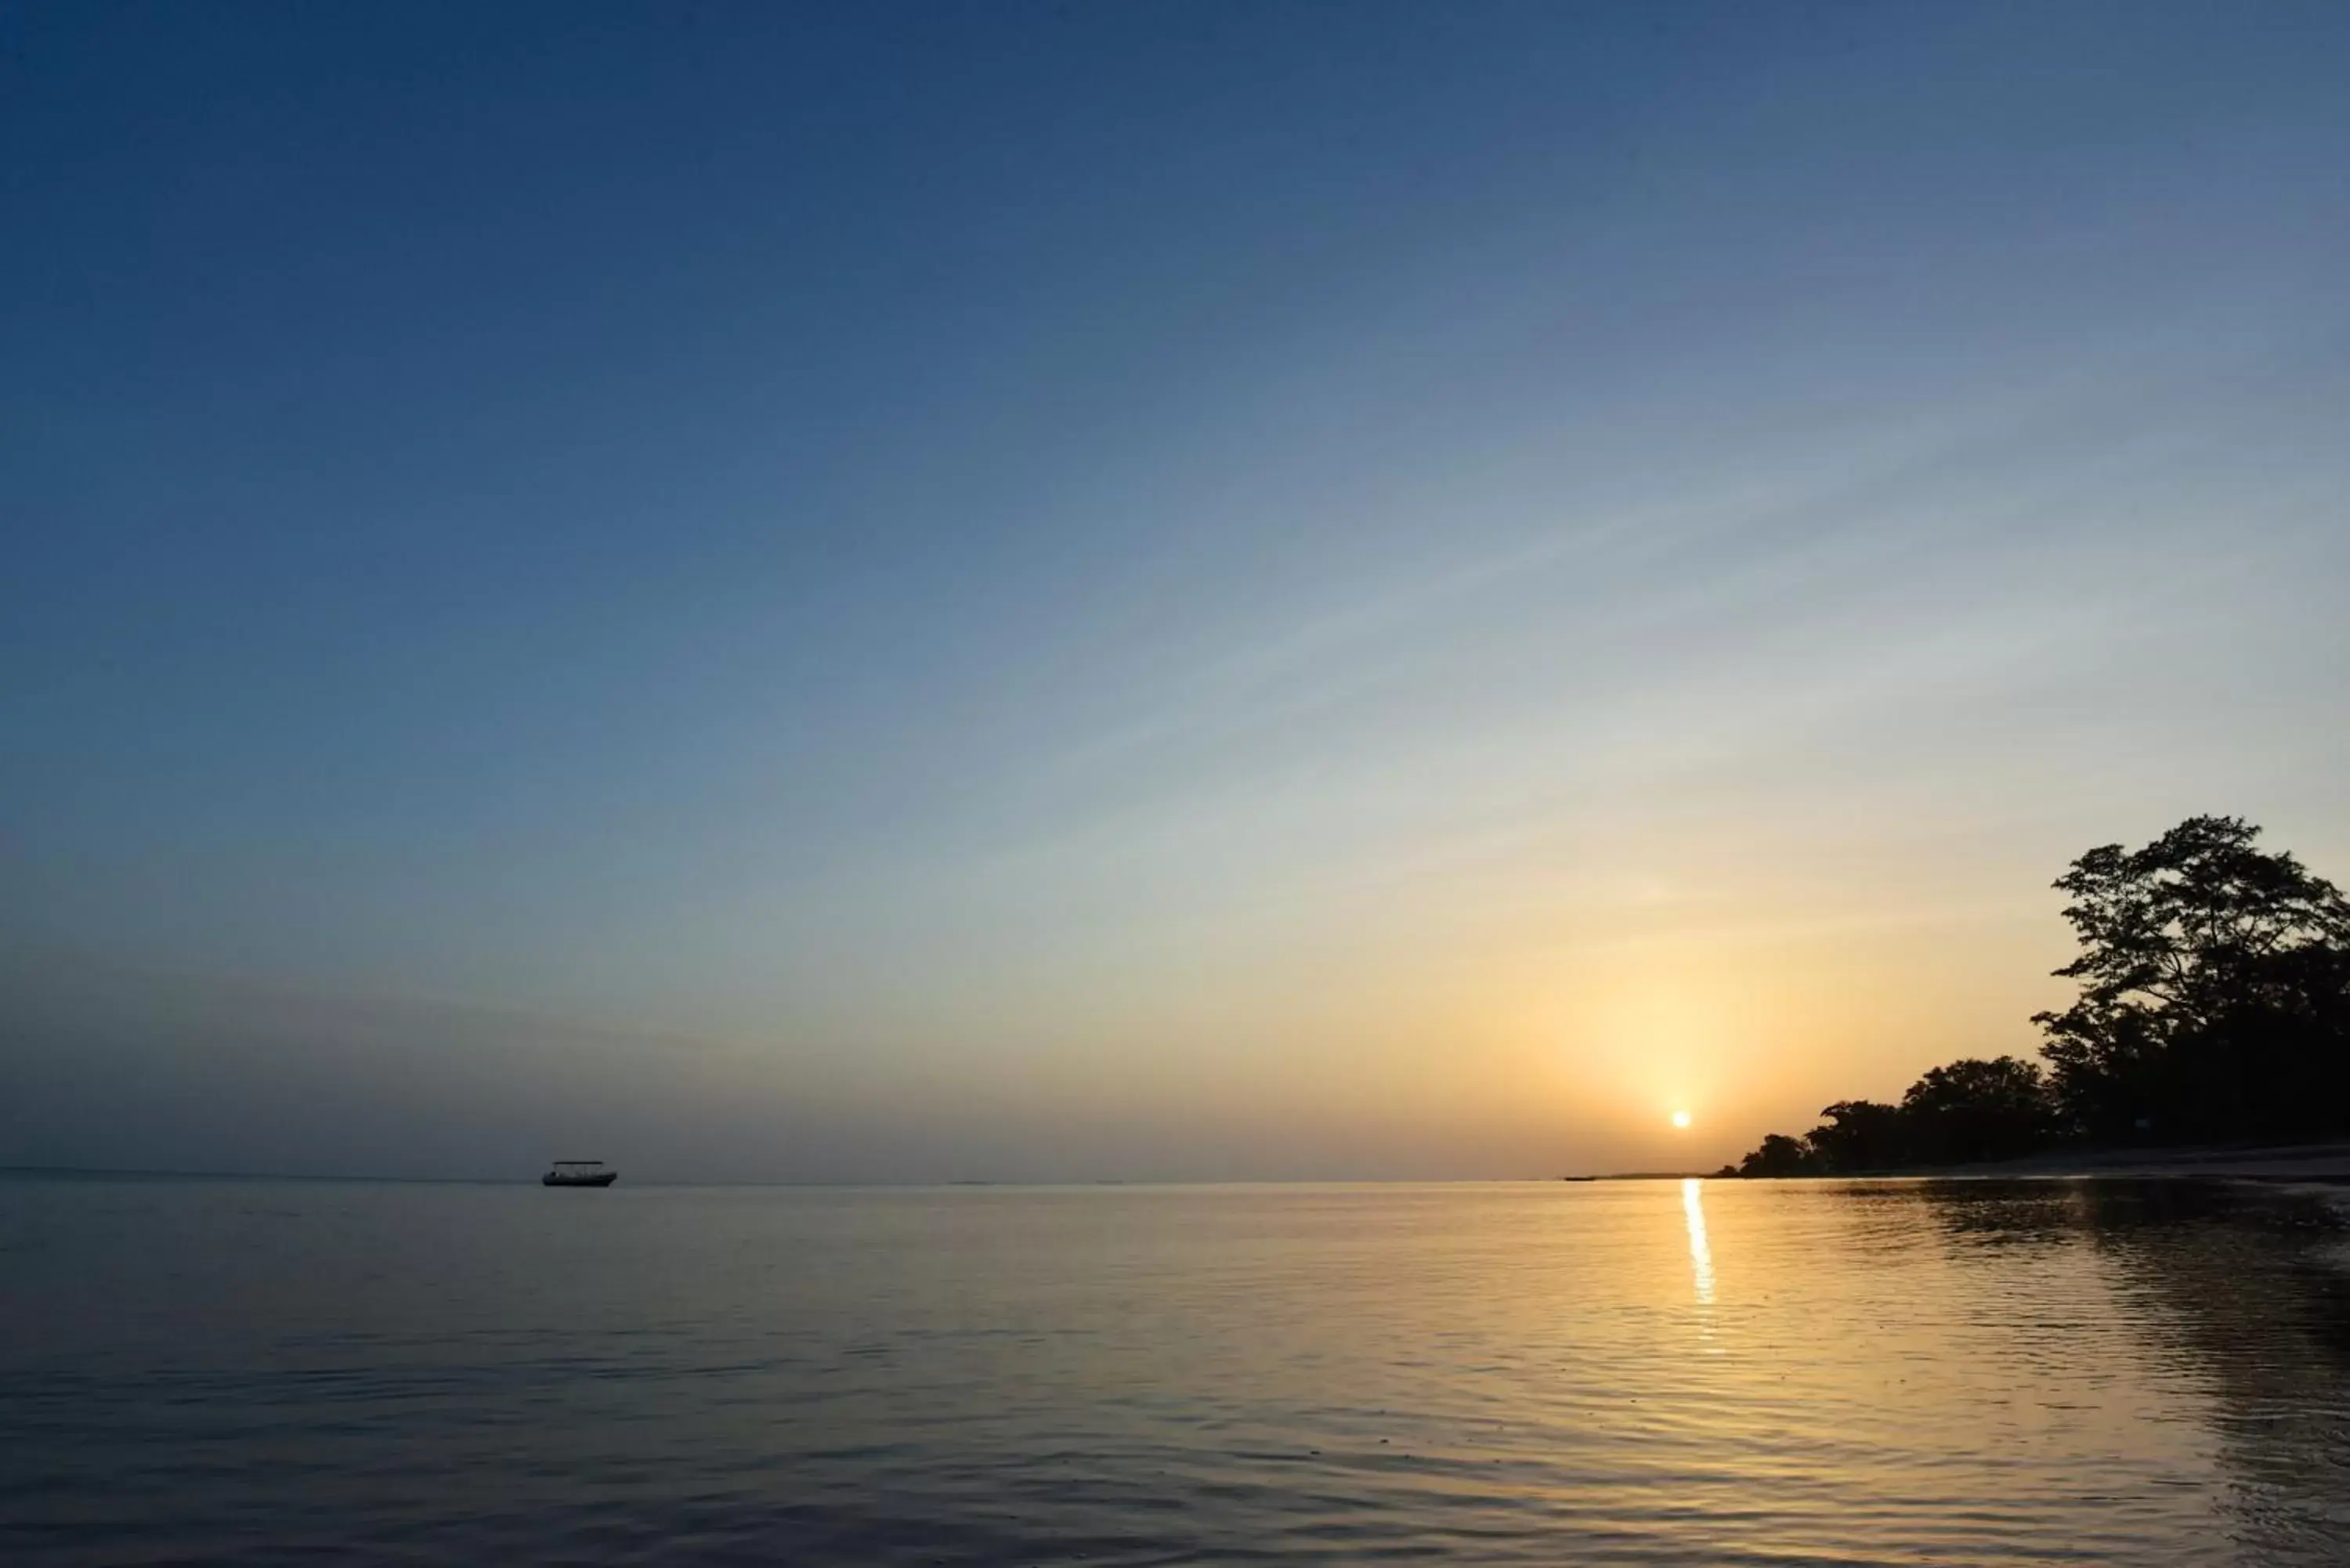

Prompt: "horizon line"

[0,1162,1717,1188]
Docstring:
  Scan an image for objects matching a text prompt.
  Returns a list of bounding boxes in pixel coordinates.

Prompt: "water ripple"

[3,1176,2346,1565]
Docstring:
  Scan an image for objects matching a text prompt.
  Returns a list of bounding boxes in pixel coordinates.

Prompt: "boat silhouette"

[541,1160,616,1187]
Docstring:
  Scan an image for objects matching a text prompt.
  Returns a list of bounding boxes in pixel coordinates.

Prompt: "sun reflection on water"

[1682,1176,1716,1306]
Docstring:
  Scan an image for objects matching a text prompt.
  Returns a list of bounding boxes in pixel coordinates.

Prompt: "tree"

[2034,816,2350,1142]
[1899,1056,2055,1165]
[1738,1132,1820,1177]
[1803,1099,1908,1172]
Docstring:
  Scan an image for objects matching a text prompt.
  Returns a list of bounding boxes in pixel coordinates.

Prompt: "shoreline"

[1930,1143,2350,1180]
[1792,1142,2350,1182]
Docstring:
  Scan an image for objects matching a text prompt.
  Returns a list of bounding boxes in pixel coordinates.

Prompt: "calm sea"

[4,1176,2347,1565]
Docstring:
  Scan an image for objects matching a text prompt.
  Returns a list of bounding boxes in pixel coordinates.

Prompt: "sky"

[4,2,2347,1181]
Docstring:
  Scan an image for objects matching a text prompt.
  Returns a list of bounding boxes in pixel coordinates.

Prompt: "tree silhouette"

[1738,1132,1819,1177]
[1899,1056,2055,1165]
[1726,815,2350,1174]
[2035,816,2350,1142]
[1804,1099,1907,1172]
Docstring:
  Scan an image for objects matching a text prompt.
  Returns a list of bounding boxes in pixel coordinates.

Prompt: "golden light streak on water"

[1682,1176,1716,1306]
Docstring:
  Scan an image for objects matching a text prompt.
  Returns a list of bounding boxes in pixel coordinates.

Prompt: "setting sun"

[1671,1111,1693,1129]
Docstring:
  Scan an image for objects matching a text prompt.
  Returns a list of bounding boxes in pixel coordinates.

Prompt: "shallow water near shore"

[5,1175,2348,1566]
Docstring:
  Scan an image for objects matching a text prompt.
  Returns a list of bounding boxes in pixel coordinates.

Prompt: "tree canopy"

[2034,815,2350,1142]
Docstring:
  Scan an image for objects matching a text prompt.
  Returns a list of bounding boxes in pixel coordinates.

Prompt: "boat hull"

[541,1171,617,1187]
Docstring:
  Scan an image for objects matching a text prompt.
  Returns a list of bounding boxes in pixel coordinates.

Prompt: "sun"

[1670,1110,1693,1129]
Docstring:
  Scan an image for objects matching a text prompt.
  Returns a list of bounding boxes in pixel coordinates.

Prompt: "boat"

[542,1160,617,1187]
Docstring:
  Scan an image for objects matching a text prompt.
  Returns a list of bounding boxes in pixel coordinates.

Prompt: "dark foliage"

[1737,1133,1819,1177]
[1729,816,2350,1175]
[1804,1099,1908,1172]
[1737,1058,2057,1176]
[1900,1056,2057,1165]
[2034,815,2350,1143]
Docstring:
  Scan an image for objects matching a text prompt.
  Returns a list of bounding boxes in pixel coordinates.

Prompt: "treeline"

[1730,816,2350,1176]
[1725,1055,2056,1176]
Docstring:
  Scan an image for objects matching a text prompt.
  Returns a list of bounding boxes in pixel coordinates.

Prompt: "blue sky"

[4,2,2347,1178]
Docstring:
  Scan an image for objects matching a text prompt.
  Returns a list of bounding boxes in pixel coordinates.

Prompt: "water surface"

[5,1176,2347,1564]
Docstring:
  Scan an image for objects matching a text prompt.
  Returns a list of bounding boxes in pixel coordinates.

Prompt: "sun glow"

[1671,1110,1693,1129]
